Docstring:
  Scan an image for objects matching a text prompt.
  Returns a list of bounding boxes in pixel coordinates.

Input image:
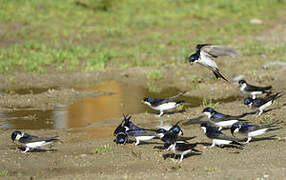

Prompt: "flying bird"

[11,131,58,153]
[188,44,240,82]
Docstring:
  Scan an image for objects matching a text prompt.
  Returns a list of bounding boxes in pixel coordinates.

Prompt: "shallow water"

[0,80,240,136]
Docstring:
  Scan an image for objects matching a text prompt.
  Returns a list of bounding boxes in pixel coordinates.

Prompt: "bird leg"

[210,142,216,148]
[246,137,252,144]
[179,154,184,163]
[158,111,164,117]
[23,147,30,153]
[135,139,140,146]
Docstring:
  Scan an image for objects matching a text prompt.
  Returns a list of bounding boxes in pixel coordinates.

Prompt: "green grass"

[201,97,215,108]
[0,0,286,73]
[0,170,8,177]
[147,70,163,81]
[90,144,110,154]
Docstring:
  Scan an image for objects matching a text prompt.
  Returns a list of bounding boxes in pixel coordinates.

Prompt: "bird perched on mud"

[231,120,280,143]
[113,114,158,145]
[156,121,184,139]
[202,107,250,130]
[11,131,58,153]
[200,122,243,148]
[188,44,240,82]
[162,131,200,163]
[238,79,272,98]
[244,92,282,116]
[142,91,185,117]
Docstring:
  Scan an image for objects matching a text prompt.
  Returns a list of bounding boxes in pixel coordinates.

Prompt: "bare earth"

[1,22,286,180]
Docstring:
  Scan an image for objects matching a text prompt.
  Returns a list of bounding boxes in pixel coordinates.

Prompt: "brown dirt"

[1,21,286,180]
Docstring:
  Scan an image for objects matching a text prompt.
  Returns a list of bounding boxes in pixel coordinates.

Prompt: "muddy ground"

[1,24,286,180]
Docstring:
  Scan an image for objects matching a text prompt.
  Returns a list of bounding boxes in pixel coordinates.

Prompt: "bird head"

[230,122,241,136]
[238,79,246,86]
[188,52,199,63]
[142,97,152,105]
[115,132,128,144]
[164,140,172,149]
[170,124,183,136]
[244,98,253,106]
[200,122,211,133]
[11,131,22,142]
[202,107,215,118]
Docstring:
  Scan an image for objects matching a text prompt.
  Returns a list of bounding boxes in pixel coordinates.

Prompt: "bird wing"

[244,84,272,92]
[207,130,242,141]
[152,91,186,106]
[210,115,247,122]
[127,129,156,137]
[19,135,58,144]
[201,45,240,58]
[175,142,196,151]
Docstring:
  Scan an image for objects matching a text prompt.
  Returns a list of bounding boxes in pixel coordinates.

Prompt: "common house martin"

[239,79,272,98]
[202,107,249,130]
[11,131,58,153]
[142,91,185,117]
[188,44,240,81]
[164,140,199,163]
[244,92,282,116]
[200,122,243,148]
[231,120,280,143]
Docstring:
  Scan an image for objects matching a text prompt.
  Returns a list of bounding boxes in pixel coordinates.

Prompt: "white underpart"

[144,101,179,117]
[248,128,268,137]
[250,91,263,99]
[26,141,53,149]
[170,142,192,163]
[240,83,262,98]
[198,51,219,70]
[16,133,23,141]
[152,102,178,111]
[203,112,212,119]
[22,141,53,153]
[201,127,207,133]
[211,139,232,147]
[215,120,238,129]
[258,100,273,115]
[135,136,155,146]
[234,128,239,133]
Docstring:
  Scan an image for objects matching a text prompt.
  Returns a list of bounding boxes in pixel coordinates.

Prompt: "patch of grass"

[147,70,163,81]
[204,167,217,172]
[0,0,286,73]
[91,144,110,154]
[189,75,204,84]
[258,115,275,124]
[146,82,162,93]
[0,170,8,177]
[201,97,215,108]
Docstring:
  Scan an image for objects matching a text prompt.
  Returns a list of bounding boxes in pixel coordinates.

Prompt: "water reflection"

[0,80,241,134]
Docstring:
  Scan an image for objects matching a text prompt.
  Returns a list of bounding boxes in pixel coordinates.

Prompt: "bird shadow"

[249,135,277,142]
[18,147,57,153]
[160,110,186,116]
[196,142,243,150]
[182,116,205,126]
[162,152,202,161]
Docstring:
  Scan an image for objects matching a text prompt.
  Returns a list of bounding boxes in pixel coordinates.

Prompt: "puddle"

[0,80,241,139]
[1,87,57,95]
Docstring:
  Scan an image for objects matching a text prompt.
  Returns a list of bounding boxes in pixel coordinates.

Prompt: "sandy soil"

[1,21,286,180]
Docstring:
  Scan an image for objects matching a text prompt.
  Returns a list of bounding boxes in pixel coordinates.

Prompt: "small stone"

[250,18,263,24]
